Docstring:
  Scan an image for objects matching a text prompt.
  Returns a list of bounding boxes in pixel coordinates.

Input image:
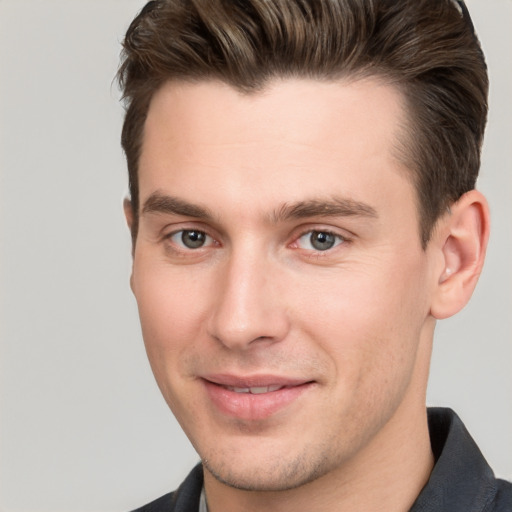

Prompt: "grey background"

[0,1,510,510]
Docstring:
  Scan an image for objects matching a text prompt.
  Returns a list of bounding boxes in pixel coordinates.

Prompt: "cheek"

[132,264,211,421]
[132,261,209,373]
[294,254,430,382]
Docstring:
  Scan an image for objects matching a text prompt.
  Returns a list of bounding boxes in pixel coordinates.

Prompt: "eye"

[168,229,213,249]
[296,230,344,251]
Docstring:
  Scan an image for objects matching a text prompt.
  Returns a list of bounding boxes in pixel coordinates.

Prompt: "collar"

[410,407,498,511]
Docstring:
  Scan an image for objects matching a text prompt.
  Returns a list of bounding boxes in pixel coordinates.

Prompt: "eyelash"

[162,227,350,257]
[293,229,347,253]
[164,229,216,251]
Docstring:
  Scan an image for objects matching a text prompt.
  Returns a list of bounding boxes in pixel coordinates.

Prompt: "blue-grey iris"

[182,230,206,249]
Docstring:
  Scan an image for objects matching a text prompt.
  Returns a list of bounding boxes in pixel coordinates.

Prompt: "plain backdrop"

[0,1,511,511]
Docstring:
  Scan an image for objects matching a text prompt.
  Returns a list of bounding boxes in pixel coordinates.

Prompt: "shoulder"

[131,491,175,512]
[489,478,512,512]
[130,464,204,512]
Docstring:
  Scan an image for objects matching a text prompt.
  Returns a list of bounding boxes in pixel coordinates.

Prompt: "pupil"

[182,230,205,249]
[311,231,335,251]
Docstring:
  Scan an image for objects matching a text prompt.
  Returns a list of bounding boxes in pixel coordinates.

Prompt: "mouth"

[201,375,314,421]
[224,385,285,394]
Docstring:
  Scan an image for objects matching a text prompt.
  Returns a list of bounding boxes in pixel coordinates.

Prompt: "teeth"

[227,385,284,394]
[231,387,250,393]
[250,386,271,394]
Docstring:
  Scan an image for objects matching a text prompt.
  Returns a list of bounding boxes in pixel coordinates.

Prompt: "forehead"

[138,78,414,222]
[142,77,406,154]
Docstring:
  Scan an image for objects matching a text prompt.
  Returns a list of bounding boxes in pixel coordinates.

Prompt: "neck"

[204,406,434,512]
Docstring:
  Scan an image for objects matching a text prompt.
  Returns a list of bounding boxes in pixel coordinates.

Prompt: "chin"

[202,449,334,492]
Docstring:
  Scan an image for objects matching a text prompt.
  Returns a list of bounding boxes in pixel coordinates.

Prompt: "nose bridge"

[208,242,288,350]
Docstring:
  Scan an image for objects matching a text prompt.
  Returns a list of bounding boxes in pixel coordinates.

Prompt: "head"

[119,0,488,248]
[118,0,490,499]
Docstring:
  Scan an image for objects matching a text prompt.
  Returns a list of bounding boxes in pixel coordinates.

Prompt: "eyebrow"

[141,192,378,223]
[142,192,214,220]
[270,197,378,223]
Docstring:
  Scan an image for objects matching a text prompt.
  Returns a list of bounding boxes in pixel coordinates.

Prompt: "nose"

[207,249,290,350]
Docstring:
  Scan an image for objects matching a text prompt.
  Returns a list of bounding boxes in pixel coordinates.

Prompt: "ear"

[123,198,136,291]
[123,197,134,231]
[430,190,490,320]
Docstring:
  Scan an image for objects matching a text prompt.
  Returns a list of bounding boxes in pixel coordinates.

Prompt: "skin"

[126,78,489,512]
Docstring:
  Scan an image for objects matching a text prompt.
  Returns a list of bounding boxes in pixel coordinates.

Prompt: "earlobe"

[430,190,490,320]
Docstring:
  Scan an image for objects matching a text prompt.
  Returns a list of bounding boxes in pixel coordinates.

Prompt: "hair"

[117,0,488,247]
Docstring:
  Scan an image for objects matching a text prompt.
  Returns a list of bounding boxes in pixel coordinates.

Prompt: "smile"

[202,375,314,421]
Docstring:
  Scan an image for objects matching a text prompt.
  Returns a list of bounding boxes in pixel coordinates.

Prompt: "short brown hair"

[118,0,488,247]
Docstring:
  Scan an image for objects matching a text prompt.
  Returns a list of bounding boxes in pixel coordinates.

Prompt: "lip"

[202,374,314,421]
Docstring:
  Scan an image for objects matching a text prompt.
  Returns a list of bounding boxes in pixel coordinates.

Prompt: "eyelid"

[293,224,352,241]
[160,220,217,240]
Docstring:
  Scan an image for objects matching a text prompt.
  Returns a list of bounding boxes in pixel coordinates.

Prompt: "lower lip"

[203,380,313,421]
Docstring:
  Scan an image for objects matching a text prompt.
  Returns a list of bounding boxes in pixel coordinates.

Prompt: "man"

[117,0,512,510]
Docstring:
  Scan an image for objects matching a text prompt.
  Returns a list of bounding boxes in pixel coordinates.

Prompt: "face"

[130,78,439,491]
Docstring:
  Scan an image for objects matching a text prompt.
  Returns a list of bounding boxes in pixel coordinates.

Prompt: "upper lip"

[202,374,312,388]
